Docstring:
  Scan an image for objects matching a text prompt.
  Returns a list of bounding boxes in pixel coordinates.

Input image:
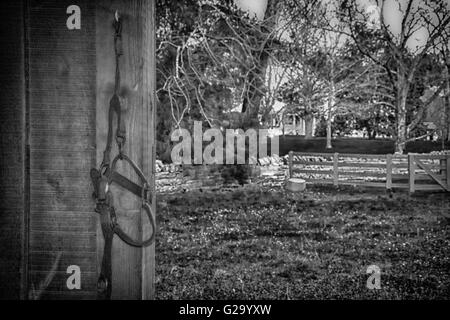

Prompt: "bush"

[221,165,250,185]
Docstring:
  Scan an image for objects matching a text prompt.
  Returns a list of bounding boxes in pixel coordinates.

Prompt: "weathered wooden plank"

[29,251,97,273]
[293,169,334,175]
[338,171,387,178]
[0,0,26,300]
[339,153,387,159]
[28,0,97,299]
[414,184,449,191]
[296,169,394,179]
[338,181,387,188]
[29,271,97,291]
[292,152,335,157]
[290,159,397,168]
[96,0,155,299]
[339,162,386,168]
[303,179,334,184]
[140,0,156,300]
[292,160,334,166]
[390,183,410,189]
[414,154,448,160]
[292,152,390,159]
[391,173,445,181]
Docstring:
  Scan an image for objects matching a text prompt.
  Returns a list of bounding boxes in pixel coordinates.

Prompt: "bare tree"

[157,0,284,131]
[280,2,375,145]
[319,29,375,148]
[339,0,450,153]
[157,0,336,136]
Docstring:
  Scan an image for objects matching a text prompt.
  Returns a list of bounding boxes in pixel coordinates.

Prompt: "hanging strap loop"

[96,192,114,300]
[91,10,155,300]
[101,12,125,171]
[101,93,126,171]
[107,154,156,247]
[113,202,155,247]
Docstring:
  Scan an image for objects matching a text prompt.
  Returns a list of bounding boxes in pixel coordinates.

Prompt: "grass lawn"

[155,185,450,299]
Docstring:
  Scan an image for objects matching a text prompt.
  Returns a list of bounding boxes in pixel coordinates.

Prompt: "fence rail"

[288,151,450,192]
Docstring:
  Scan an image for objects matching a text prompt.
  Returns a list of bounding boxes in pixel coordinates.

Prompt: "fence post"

[289,151,293,178]
[333,152,339,186]
[408,154,415,193]
[386,154,392,190]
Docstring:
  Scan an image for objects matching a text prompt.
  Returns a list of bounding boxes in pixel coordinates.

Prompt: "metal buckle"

[97,276,108,294]
[141,182,151,205]
[110,206,118,229]
[116,135,125,154]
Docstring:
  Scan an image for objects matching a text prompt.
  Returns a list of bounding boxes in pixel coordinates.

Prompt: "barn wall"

[0,0,155,299]
[27,0,97,299]
[0,1,26,300]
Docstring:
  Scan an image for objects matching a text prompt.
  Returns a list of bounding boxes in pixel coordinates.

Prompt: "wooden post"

[446,155,450,190]
[408,154,415,193]
[0,0,27,299]
[141,0,156,300]
[333,152,339,186]
[96,0,155,299]
[386,154,392,190]
[288,151,293,178]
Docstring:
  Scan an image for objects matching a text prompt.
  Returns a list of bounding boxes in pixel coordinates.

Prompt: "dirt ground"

[155,184,450,299]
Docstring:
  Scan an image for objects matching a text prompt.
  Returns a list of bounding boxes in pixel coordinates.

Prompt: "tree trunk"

[326,83,335,149]
[240,0,273,129]
[395,76,409,153]
[445,61,450,142]
[305,113,314,138]
[326,109,332,148]
[292,114,296,135]
[241,66,266,126]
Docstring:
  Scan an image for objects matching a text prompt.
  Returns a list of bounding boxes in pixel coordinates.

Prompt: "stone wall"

[156,156,289,193]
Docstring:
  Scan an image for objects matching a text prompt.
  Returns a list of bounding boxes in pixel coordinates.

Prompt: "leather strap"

[90,12,155,300]
[109,171,145,199]
[107,154,155,247]
[97,202,114,300]
[113,202,155,247]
